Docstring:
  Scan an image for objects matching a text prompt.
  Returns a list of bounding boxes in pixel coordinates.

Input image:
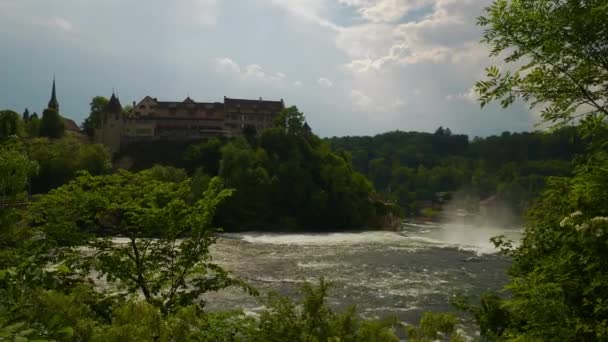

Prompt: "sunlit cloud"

[317,77,333,87]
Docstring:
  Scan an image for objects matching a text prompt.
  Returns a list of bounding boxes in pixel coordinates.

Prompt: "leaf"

[2,322,25,333]
[56,264,70,274]
[56,326,74,337]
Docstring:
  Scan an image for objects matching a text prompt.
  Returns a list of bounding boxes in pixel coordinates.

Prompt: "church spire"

[106,91,123,114]
[48,77,60,111]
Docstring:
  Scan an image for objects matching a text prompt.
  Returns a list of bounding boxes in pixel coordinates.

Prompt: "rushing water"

[203,222,522,328]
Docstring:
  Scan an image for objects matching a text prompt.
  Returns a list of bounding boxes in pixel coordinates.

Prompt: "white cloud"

[265,0,341,30]
[216,57,241,73]
[445,86,478,103]
[293,81,303,87]
[216,58,288,83]
[244,64,266,78]
[45,16,73,32]
[358,0,432,23]
[349,89,373,111]
[317,77,333,87]
[337,0,492,73]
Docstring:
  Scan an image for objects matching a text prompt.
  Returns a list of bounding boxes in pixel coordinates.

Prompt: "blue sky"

[0,0,536,137]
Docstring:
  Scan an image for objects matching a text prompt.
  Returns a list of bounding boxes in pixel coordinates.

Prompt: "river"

[203,222,522,329]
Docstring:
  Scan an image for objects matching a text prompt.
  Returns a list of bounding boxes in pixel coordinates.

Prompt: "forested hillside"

[327,127,585,218]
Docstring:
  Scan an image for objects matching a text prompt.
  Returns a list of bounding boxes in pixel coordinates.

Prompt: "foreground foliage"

[1,279,400,341]
[464,153,608,341]
[28,169,252,314]
[455,0,608,340]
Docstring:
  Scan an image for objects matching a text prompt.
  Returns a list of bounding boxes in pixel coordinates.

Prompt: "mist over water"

[205,223,522,329]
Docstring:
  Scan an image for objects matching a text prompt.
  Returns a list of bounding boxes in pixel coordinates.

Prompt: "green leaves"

[257,278,399,342]
[38,108,64,140]
[29,170,244,314]
[476,0,608,131]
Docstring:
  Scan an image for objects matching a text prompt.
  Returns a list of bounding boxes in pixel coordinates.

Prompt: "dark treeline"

[326,127,584,218]
[1,109,111,194]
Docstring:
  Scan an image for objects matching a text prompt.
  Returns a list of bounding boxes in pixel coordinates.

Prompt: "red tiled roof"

[62,117,80,132]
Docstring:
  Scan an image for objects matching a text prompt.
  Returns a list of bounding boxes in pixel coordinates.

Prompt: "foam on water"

[235,231,407,246]
[228,223,522,256]
[401,222,522,256]
[297,261,341,269]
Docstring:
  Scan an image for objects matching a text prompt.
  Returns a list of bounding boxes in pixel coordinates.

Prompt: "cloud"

[337,0,493,73]
[354,0,433,23]
[349,89,373,111]
[264,0,341,30]
[216,58,288,83]
[317,77,333,87]
[445,86,478,103]
[293,81,303,87]
[44,16,73,32]
[216,57,241,73]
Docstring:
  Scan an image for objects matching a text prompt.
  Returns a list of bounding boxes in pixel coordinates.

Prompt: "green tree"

[22,108,29,122]
[406,312,465,342]
[0,110,25,139]
[83,96,108,137]
[39,108,65,139]
[25,115,40,138]
[182,138,224,175]
[274,106,306,135]
[476,0,608,129]
[463,0,608,340]
[256,279,399,341]
[29,171,254,314]
[27,138,111,193]
[0,144,38,267]
[242,124,257,147]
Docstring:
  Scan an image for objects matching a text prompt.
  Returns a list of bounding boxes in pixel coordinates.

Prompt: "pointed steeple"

[23,108,30,121]
[106,91,123,114]
[303,121,311,132]
[48,77,59,111]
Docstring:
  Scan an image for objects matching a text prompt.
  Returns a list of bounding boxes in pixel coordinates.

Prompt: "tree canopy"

[83,96,108,137]
[476,0,608,129]
[39,108,65,139]
[0,110,25,139]
[456,1,608,340]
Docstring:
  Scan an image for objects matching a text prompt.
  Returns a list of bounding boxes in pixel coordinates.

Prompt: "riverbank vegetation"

[452,0,608,340]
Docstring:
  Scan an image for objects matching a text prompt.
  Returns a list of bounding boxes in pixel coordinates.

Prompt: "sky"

[0,0,538,138]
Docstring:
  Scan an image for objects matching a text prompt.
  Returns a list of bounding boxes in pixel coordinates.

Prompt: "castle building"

[94,94,285,154]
